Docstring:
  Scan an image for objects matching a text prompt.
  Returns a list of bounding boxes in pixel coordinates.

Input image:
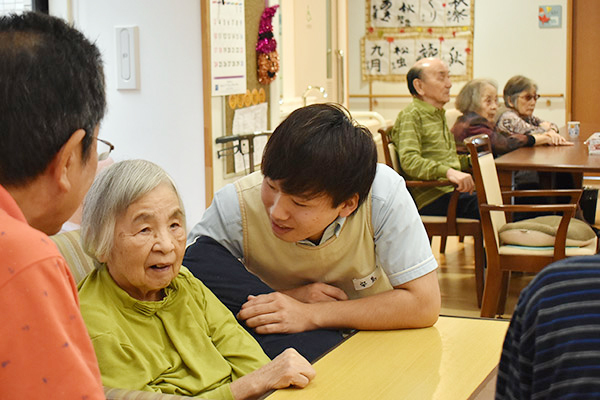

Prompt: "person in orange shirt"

[0,12,109,399]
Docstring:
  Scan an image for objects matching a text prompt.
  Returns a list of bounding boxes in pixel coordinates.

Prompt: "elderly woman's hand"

[230,348,316,399]
[537,131,573,146]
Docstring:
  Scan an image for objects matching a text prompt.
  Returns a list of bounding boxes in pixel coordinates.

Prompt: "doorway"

[570,0,600,139]
[279,0,348,113]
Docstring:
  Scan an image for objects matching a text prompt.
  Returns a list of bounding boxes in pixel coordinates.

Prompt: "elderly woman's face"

[514,88,539,117]
[106,183,186,301]
[477,84,498,122]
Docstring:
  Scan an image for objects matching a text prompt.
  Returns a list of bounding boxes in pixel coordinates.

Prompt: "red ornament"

[400,28,405,33]
[439,36,444,42]
[368,26,374,33]
[465,47,471,54]
[427,28,433,34]
[452,31,456,37]
[386,36,394,43]
[442,3,446,7]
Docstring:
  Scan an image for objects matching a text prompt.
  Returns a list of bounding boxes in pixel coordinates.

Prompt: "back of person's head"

[81,159,184,265]
[407,64,424,97]
[455,78,498,114]
[261,103,377,209]
[503,75,537,108]
[0,12,106,187]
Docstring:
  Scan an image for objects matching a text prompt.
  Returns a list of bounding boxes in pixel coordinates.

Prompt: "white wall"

[348,0,568,127]
[51,0,206,230]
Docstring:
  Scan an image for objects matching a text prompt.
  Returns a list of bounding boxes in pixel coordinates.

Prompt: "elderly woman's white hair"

[455,78,498,114]
[81,159,185,266]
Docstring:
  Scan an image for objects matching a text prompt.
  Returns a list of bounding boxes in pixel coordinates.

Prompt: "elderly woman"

[496,75,570,146]
[452,78,558,157]
[78,159,314,399]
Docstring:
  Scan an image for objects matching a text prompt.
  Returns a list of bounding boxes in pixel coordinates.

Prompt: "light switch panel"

[115,26,139,90]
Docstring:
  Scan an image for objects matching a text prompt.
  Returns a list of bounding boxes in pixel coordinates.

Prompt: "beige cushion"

[50,230,96,284]
[498,216,596,247]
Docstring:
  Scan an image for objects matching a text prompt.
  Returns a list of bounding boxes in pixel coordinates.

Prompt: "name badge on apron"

[352,266,382,291]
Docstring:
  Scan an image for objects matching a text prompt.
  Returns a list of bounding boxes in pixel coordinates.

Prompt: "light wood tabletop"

[265,316,509,400]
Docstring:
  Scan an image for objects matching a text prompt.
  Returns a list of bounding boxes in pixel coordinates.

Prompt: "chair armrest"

[479,203,577,260]
[502,189,582,203]
[104,387,193,400]
[405,180,456,188]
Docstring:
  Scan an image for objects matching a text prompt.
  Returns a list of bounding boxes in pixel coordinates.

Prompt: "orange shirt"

[0,184,104,399]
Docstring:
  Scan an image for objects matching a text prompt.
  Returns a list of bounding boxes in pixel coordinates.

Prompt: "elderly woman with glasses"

[496,75,570,146]
[77,159,315,399]
[451,78,542,157]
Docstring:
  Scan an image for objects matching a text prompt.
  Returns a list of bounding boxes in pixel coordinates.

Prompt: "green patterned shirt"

[391,97,470,209]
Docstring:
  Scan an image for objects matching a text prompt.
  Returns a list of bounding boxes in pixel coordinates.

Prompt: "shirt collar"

[0,183,27,223]
[413,97,446,116]
[297,216,347,247]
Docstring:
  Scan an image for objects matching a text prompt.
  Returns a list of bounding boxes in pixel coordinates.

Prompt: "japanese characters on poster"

[211,0,247,96]
[363,0,473,82]
[370,0,471,28]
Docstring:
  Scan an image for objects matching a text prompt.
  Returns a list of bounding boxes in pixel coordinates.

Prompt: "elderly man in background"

[392,57,479,220]
[0,12,108,399]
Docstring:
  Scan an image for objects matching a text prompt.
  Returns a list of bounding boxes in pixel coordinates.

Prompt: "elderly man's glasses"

[519,93,541,102]
[96,137,114,161]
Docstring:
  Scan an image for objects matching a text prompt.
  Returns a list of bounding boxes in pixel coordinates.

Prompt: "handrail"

[216,131,272,174]
[349,93,564,99]
[351,111,387,127]
[349,81,564,111]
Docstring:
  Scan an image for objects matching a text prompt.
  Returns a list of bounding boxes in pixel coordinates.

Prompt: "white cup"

[568,121,580,138]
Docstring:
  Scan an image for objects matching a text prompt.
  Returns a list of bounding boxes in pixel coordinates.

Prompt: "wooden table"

[266,316,509,400]
[494,139,600,191]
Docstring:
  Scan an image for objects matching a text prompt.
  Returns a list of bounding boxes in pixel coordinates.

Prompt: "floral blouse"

[496,108,559,136]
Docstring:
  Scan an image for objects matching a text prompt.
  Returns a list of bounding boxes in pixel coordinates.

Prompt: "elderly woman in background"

[78,159,315,399]
[496,75,571,146]
[452,78,560,157]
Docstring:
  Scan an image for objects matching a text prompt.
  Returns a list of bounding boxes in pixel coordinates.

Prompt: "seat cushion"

[50,230,96,284]
[498,215,596,247]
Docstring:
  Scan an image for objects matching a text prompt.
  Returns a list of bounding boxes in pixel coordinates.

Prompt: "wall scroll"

[362,0,474,82]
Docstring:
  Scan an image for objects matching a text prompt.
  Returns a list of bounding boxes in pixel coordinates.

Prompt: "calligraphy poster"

[211,0,247,96]
[390,40,416,75]
[364,39,391,75]
[363,0,474,82]
[441,38,468,75]
[370,0,471,28]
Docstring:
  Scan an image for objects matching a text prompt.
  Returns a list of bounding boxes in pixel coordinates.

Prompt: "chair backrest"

[465,134,507,244]
[445,108,462,130]
[378,127,402,173]
[50,230,96,284]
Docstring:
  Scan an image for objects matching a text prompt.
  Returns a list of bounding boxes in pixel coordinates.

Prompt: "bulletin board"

[224,0,272,137]
[210,0,274,175]
[361,0,474,83]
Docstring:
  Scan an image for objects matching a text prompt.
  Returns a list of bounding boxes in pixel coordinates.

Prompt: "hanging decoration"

[256,5,279,85]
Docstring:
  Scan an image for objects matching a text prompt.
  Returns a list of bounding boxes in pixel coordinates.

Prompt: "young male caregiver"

[184,103,440,362]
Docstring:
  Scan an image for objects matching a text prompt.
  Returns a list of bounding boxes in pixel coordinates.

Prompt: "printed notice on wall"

[211,0,246,96]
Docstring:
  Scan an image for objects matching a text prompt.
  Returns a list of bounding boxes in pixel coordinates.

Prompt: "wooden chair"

[464,134,597,317]
[378,127,485,306]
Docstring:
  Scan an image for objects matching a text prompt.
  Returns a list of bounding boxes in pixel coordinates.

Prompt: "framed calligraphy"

[362,0,474,82]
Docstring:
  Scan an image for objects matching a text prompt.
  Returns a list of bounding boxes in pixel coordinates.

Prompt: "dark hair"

[261,103,377,209]
[0,12,106,186]
[407,64,424,96]
[503,75,537,109]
